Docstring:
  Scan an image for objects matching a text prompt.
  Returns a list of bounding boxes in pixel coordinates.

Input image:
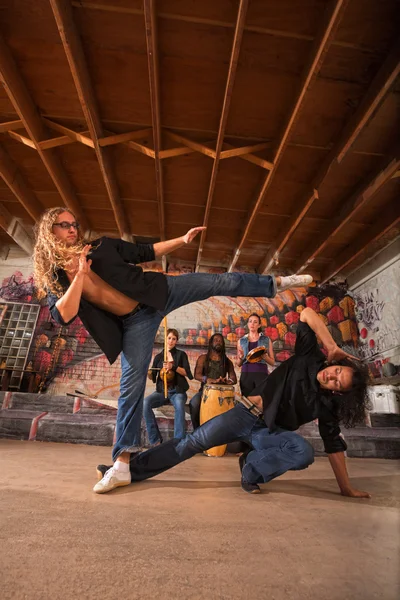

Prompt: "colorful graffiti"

[1,263,362,394]
[353,259,400,378]
[0,271,36,302]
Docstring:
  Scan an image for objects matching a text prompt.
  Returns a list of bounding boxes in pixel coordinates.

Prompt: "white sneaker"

[92,466,131,494]
[278,274,313,291]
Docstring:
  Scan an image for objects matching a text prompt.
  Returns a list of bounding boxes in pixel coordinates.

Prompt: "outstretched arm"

[153,227,206,258]
[300,307,357,362]
[328,452,371,498]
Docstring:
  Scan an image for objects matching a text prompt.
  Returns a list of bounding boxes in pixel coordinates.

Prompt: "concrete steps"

[298,421,400,458]
[1,392,399,457]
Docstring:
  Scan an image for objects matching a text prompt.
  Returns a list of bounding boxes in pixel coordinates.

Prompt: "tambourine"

[246,346,267,363]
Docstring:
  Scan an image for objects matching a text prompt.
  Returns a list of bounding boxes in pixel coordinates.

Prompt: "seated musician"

[189,333,237,430]
[236,313,275,397]
[143,328,193,446]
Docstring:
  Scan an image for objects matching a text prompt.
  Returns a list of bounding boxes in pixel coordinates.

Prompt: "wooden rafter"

[144,0,165,240]
[0,119,23,133]
[71,1,381,53]
[0,34,89,230]
[295,150,400,274]
[196,0,249,270]
[321,198,400,283]
[258,28,400,275]
[228,0,349,272]
[43,119,94,148]
[98,128,153,147]
[165,131,216,159]
[0,202,34,255]
[336,39,400,163]
[8,130,36,149]
[0,144,43,220]
[49,0,131,239]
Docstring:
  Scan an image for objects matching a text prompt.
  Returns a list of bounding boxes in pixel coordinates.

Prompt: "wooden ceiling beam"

[295,150,400,274]
[164,131,216,159]
[258,19,399,275]
[220,142,271,160]
[228,0,348,272]
[223,142,274,170]
[8,130,36,149]
[98,128,153,147]
[43,118,94,148]
[144,0,165,240]
[49,0,131,240]
[71,2,378,53]
[321,198,400,283]
[0,202,34,255]
[196,0,249,270]
[38,135,77,150]
[0,34,89,230]
[0,144,43,220]
[336,39,400,163]
[0,119,23,133]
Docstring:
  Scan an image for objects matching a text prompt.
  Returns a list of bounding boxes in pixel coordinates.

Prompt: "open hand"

[183,226,206,244]
[327,344,360,363]
[341,488,371,499]
[78,245,92,275]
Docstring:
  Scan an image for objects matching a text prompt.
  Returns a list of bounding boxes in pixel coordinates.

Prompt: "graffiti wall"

[0,255,361,399]
[353,258,400,379]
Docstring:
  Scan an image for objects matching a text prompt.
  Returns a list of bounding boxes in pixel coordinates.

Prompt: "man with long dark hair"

[97,308,371,498]
[33,207,313,494]
[189,333,237,430]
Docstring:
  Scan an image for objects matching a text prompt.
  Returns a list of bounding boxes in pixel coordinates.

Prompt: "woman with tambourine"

[236,313,275,397]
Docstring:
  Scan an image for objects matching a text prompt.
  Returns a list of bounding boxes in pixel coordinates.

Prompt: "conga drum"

[199,384,235,457]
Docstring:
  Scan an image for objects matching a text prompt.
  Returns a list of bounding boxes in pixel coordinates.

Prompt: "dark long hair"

[331,358,371,428]
[204,334,228,377]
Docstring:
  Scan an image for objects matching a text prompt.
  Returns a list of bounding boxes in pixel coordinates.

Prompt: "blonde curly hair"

[33,207,86,299]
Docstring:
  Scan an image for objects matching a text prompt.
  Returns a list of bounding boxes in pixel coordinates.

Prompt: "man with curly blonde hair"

[33,207,313,494]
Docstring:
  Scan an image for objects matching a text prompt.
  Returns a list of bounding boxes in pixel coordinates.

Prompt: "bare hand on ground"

[341,488,371,498]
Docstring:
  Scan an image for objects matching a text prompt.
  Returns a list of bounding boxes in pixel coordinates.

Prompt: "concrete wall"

[348,237,400,380]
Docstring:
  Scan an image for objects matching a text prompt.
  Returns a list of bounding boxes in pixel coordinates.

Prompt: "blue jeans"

[143,390,187,444]
[129,404,315,485]
[113,272,277,461]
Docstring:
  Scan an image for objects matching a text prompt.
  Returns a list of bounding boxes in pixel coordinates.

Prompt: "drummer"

[237,313,275,396]
[189,333,237,430]
[143,328,193,446]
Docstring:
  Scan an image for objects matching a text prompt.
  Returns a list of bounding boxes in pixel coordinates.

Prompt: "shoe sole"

[93,480,131,494]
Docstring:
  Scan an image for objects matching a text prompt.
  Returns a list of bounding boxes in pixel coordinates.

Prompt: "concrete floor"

[0,440,399,600]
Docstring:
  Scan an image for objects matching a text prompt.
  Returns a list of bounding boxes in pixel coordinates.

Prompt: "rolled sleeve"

[318,418,347,454]
[47,293,77,326]
[108,237,155,264]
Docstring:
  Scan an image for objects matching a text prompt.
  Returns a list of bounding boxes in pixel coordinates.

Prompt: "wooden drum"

[199,384,235,457]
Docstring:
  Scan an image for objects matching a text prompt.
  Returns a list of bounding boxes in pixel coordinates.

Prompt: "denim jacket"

[240,333,270,365]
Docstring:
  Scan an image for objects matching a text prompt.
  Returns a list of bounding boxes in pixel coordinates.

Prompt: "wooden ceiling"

[0,0,399,281]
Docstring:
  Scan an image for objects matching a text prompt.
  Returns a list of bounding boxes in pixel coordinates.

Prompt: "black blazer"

[47,237,168,363]
[150,347,193,394]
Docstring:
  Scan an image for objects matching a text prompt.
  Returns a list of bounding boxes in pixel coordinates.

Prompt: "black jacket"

[150,347,193,394]
[254,322,347,454]
[47,237,168,364]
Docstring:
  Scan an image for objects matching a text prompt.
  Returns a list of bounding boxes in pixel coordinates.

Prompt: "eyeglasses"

[53,221,80,230]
